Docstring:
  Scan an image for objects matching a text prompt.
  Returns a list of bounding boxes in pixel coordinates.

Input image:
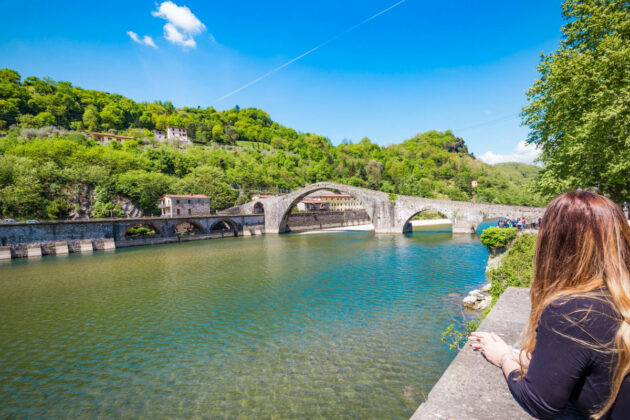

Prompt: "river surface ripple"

[0,232,488,419]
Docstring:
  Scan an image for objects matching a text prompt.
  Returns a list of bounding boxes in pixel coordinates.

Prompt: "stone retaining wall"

[285,210,370,232]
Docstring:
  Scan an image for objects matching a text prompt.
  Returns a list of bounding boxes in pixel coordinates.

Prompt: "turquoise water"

[0,232,488,418]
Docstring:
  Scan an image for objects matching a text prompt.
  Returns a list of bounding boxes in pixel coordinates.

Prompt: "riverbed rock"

[480,283,491,292]
[463,295,478,306]
[463,289,492,310]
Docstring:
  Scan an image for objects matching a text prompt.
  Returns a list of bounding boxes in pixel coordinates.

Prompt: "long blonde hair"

[521,191,630,418]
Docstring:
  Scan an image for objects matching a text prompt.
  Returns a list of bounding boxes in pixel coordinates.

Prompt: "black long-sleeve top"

[507,294,630,419]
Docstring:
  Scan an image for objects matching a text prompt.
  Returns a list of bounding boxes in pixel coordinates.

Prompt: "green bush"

[441,320,480,350]
[487,233,537,302]
[480,227,518,252]
[46,198,72,219]
[92,201,125,218]
[126,226,156,236]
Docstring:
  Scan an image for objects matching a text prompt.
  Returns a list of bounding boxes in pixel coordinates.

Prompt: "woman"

[469,191,630,419]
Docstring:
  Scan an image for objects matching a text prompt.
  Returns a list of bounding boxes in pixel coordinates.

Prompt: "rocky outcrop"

[115,195,143,218]
[463,288,492,311]
[486,252,506,272]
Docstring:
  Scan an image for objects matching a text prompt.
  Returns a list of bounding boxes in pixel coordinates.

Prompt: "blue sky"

[0,0,564,163]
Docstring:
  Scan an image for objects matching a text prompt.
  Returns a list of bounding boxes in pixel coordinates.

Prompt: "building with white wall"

[153,126,190,144]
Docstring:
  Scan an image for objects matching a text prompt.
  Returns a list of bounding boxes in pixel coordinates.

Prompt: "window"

[188,209,191,215]
[176,200,180,204]
[177,209,180,215]
[188,199,191,204]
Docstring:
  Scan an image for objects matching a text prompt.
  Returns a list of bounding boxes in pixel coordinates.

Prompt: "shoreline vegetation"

[0,68,544,221]
[442,229,536,350]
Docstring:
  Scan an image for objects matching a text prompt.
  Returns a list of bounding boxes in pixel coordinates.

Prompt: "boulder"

[463,295,478,306]
[480,283,491,292]
[463,289,492,310]
[476,295,492,311]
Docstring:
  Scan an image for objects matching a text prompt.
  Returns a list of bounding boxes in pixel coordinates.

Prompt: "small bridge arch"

[172,220,205,236]
[120,222,165,240]
[402,208,453,233]
[253,202,264,214]
[209,218,239,237]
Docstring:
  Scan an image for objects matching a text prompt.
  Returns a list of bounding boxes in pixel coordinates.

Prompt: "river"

[0,231,489,418]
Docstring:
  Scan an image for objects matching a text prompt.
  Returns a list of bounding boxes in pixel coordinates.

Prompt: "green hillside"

[0,69,545,220]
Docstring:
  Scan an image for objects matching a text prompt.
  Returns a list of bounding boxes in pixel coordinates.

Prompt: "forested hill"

[0,68,543,220]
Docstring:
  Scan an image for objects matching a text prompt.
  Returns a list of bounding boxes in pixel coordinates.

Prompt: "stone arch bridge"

[226,182,546,234]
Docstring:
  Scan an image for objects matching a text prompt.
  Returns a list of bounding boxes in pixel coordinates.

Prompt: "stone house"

[159,194,210,217]
[153,126,190,143]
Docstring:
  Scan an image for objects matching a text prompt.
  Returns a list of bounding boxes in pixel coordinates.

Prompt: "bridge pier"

[452,220,476,234]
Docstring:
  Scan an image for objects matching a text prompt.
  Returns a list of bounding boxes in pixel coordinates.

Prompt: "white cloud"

[479,141,541,165]
[163,22,197,48]
[127,31,158,49]
[142,35,158,49]
[152,1,206,48]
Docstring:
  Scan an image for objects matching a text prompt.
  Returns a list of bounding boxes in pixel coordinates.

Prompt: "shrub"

[487,233,537,302]
[480,226,518,252]
[92,201,125,218]
[46,198,72,219]
[441,320,479,350]
[126,226,157,236]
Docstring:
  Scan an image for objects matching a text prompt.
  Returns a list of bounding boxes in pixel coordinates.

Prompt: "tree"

[181,166,238,212]
[82,106,100,131]
[34,111,56,127]
[522,0,630,202]
[99,103,124,129]
[46,197,72,219]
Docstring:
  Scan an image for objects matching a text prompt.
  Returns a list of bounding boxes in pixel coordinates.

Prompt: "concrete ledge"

[412,287,532,419]
[54,241,69,255]
[0,246,11,260]
[102,238,116,250]
[79,239,93,253]
[26,244,42,258]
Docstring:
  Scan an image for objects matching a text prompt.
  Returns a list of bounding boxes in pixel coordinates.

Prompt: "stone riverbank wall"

[411,287,583,420]
[285,209,370,233]
[0,214,264,260]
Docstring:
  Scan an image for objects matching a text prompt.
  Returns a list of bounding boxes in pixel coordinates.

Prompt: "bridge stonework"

[0,214,264,248]
[228,182,545,234]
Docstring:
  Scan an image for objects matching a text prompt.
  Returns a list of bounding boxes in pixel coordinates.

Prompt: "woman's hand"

[468,331,513,367]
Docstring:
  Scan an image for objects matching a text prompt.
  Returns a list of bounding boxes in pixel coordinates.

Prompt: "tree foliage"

[522,0,630,202]
[0,69,548,220]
